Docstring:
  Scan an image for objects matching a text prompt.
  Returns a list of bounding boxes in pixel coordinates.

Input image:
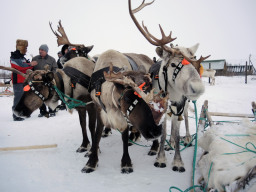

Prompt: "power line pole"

[245,61,247,84]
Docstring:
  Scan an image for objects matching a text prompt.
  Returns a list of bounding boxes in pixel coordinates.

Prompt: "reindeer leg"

[121,127,133,173]
[82,106,104,173]
[165,122,175,151]
[148,139,159,156]
[171,117,185,172]
[84,104,97,156]
[128,126,141,146]
[183,103,192,147]
[154,120,167,168]
[76,108,90,153]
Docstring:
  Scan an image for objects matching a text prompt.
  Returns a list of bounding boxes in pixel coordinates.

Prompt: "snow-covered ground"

[0,75,255,192]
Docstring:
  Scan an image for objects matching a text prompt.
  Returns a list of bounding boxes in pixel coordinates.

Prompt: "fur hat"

[39,44,49,53]
[16,39,28,54]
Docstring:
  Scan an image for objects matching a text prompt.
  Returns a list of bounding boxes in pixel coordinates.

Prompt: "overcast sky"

[1,0,256,66]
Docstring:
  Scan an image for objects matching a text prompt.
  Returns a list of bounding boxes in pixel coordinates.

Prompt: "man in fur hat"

[32,44,57,117]
[10,39,38,121]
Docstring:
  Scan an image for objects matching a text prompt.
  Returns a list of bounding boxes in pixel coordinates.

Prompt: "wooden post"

[245,61,248,84]
[0,144,57,151]
[252,101,256,120]
[208,63,211,84]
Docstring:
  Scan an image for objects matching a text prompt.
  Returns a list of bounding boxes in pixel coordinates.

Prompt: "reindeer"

[201,69,216,85]
[83,49,168,173]
[129,0,210,172]
[51,20,111,138]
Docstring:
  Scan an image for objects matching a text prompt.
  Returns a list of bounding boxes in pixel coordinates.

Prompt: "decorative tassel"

[178,115,183,121]
[167,112,172,117]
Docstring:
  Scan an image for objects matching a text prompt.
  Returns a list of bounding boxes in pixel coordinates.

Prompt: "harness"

[154,59,187,120]
[63,66,91,98]
[88,56,139,113]
[117,88,141,128]
[25,80,54,101]
[56,72,65,93]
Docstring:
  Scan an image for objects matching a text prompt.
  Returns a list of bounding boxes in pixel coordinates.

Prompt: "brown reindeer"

[83,49,168,173]
[129,0,210,172]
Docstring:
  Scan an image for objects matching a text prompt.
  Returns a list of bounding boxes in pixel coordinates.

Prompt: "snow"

[0,75,255,192]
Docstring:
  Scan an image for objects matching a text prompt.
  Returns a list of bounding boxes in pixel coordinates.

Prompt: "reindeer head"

[14,70,55,118]
[129,0,210,101]
[104,63,168,139]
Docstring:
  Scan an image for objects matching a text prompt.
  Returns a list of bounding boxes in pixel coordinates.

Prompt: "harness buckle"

[95,92,101,96]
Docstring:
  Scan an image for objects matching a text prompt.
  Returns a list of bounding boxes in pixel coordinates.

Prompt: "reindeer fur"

[198,119,256,191]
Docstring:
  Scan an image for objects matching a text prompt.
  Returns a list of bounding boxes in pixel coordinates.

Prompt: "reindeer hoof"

[121,167,133,174]
[172,166,185,172]
[76,146,87,153]
[154,162,166,168]
[148,150,157,156]
[81,167,95,173]
[179,167,185,172]
[165,146,173,151]
[173,166,179,172]
[84,151,92,157]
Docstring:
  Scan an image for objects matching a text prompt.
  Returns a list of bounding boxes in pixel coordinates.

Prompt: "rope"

[220,137,256,155]
[53,85,93,109]
[192,100,199,190]
[116,129,152,147]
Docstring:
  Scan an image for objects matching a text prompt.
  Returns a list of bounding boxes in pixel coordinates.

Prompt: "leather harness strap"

[56,72,65,94]
[63,66,91,90]
[125,55,138,71]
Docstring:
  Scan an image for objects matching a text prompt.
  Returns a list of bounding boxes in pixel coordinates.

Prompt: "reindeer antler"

[49,20,84,47]
[0,66,27,78]
[129,0,210,73]
[129,0,176,47]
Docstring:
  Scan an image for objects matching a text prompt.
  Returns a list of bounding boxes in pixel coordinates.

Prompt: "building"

[201,59,256,76]
[201,59,227,76]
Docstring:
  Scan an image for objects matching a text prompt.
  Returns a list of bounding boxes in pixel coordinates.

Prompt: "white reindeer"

[201,69,216,85]
[129,0,210,172]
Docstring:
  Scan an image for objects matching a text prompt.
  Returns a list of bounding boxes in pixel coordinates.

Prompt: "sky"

[1,75,256,192]
[0,0,256,66]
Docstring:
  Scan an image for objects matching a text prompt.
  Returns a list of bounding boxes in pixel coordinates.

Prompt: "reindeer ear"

[156,47,163,58]
[84,45,94,54]
[45,72,54,82]
[189,43,199,55]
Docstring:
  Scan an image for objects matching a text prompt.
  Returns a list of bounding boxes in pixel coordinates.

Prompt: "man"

[56,50,66,111]
[10,39,38,121]
[32,44,57,117]
[56,51,63,69]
